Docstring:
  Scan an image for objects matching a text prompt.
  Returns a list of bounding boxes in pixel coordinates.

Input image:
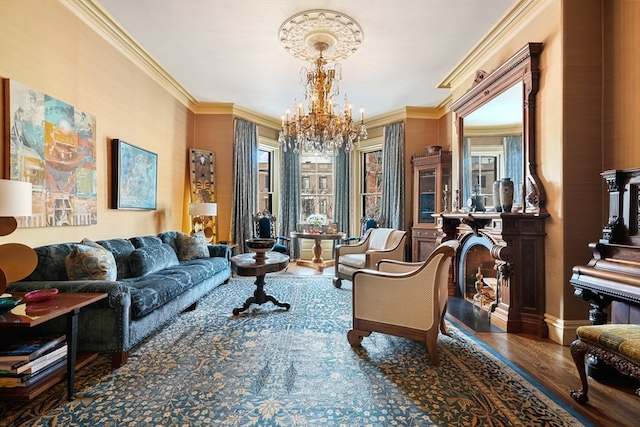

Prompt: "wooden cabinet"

[411,150,452,261]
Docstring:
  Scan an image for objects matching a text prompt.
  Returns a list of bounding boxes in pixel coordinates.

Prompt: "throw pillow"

[65,239,117,281]
[128,243,179,277]
[176,232,210,261]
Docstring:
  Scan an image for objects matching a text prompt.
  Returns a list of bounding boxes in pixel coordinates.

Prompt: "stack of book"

[0,335,67,388]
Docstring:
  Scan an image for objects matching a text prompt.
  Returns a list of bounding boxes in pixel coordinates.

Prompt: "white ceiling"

[96,0,517,120]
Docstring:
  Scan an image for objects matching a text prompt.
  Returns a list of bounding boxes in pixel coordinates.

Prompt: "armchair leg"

[333,277,342,288]
[439,301,450,336]
[426,329,440,366]
[347,329,370,346]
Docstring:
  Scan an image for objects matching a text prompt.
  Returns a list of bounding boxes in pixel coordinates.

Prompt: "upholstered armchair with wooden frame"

[332,227,407,288]
[346,240,459,366]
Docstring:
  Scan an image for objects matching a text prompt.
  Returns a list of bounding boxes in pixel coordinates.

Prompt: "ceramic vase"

[499,177,514,212]
[492,180,502,212]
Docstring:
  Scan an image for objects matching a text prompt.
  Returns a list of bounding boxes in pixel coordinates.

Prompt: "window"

[362,150,382,217]
[319,176,327,190]
[300,153,334,221]
[258,149,273,212]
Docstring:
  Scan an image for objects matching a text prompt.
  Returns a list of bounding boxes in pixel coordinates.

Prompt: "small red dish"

[24,288,59,303]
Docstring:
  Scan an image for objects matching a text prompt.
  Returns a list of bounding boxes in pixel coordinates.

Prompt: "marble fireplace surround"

[435,212,549,337]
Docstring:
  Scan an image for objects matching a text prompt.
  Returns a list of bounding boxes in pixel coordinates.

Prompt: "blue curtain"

[333,145,352,247]
[279,140,301,259]
[380,122,404,230]
[504,135,523,204]
[231,118,258,253]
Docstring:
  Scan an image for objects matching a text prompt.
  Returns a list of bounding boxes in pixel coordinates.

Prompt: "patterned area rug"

[1,276,590,426]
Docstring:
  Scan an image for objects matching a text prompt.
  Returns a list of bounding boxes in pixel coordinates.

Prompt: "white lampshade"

[0,179,32,217]
[189,202,217,216]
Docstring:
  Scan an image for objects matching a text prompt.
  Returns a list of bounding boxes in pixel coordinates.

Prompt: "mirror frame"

[451,42,546,214]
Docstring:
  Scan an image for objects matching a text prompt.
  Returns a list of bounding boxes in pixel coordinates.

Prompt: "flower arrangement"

[307,214,326,228]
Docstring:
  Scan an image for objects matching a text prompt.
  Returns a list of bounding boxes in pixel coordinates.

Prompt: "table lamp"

[0,179,38,296]
[189,202,217,242]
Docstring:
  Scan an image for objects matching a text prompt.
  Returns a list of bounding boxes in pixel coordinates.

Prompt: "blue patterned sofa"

[7,231,232,368]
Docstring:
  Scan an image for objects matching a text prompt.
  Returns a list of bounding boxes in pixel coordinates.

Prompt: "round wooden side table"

[230,251,290,315]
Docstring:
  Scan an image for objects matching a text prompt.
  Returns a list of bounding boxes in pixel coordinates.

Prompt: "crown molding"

[61,0,198,110]
[62,0,478,126]
[437,0,543,90]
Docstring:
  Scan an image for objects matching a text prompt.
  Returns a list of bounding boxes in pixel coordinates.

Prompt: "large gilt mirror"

[451,42,546,214]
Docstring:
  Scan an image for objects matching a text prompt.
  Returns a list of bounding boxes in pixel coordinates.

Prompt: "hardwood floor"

[280,264,639,427]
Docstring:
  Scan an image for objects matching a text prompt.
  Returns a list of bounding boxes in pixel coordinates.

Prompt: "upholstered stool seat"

[570,324,640,403]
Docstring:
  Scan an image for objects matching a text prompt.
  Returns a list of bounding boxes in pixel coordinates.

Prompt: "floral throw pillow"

[176,232,210,261]
[65,238,117,281]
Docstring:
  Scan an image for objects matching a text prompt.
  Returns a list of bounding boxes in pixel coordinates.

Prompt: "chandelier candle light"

[278,10,367,154]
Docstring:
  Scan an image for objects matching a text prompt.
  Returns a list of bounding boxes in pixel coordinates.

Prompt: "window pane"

[362,150,382,217]
[258,149,272,212]
[300,152,334,222]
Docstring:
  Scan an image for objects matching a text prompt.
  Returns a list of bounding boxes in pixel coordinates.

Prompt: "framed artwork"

[189,149,215,203]
[4,79,97,227]
[112,139,157,210]
[189,148,217,242]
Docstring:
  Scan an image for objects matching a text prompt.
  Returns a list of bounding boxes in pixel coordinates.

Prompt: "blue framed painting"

[111,139,157,210]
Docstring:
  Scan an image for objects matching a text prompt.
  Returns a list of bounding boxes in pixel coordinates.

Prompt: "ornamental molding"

[278,10,364,62]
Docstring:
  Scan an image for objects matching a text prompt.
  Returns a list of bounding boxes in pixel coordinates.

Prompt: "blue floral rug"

[1,276,591,426]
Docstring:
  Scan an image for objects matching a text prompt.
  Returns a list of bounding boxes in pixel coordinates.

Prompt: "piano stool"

[569,324,640,403]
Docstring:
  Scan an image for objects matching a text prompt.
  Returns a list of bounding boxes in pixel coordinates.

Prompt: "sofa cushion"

[176,232,210,261]
[129,235,163,249]
[128,243,179,277]
[124,269,193,318]
[28,243,77,281]
[96,238,136,280]
[338,253,366,269]
[65,240,117,281]
[158,231,179,254]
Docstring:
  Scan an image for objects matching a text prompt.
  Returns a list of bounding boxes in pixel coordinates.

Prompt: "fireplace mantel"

[434,212,550,337]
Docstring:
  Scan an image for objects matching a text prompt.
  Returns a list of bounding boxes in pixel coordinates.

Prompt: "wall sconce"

[188,202,217,243]
[0,179,37,296]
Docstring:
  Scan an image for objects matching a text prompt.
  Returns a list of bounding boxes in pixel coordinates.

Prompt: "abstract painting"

[112,139,157,210]
[4,79,97,227]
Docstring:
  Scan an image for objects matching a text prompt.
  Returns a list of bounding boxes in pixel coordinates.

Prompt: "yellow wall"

[603,0,640,168]
[1,0,194,247]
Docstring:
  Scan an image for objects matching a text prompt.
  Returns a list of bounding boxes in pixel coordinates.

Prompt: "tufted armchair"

[332,227,407,288]
[346,240,459,366]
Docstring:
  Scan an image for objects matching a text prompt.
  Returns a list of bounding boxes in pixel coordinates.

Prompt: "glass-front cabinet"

[411,150,452,261]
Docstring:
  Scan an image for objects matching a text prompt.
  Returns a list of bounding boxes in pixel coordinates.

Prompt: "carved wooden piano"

[570,167,640,325]
[569,167,640,402]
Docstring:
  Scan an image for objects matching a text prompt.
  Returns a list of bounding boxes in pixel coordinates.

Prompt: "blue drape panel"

[504,135,523,204]
[231,118,258,253]
[380,122,404,230]
[333,145,352,249]
[279,140,301,259]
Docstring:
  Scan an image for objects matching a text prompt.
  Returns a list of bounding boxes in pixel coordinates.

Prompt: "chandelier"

[278,10,367,154]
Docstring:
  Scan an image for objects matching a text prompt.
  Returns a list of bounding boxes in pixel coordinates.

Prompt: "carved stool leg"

[569,339,590,404]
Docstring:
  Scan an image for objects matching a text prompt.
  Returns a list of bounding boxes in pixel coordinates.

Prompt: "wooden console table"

[434,211,549,337]
[0,292,107,401]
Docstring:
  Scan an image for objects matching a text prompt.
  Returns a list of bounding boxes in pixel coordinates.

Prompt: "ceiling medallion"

[278,9,364,62]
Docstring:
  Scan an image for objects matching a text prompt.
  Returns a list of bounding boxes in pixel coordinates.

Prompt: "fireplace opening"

[458,236,498,312]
